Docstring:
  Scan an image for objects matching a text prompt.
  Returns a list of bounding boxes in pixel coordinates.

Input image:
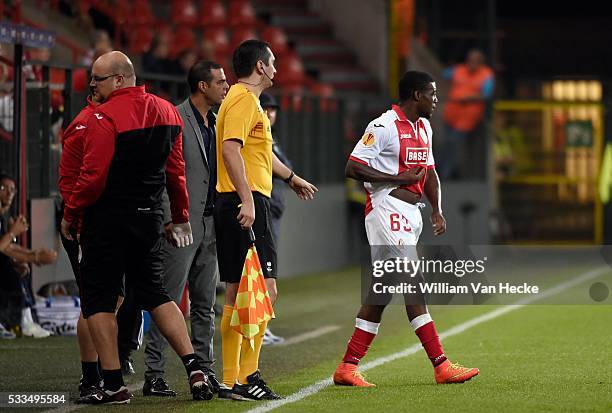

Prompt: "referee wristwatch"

[284,171,295,184]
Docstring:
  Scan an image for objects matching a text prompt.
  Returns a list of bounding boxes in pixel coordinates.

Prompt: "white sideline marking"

[246,266,609,413]
[277,325,340,346]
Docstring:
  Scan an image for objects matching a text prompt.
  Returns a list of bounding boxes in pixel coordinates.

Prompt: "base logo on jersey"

[404,147,428,164]
[361,132,375,147]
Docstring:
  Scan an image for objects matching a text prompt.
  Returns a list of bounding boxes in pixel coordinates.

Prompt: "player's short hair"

[188,60,222,93]
[232,40,272,79]
[398,71,435,103]
[0,172,14,184]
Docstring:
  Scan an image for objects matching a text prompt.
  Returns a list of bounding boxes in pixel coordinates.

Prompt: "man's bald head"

[95,51,135,83]
[90,51,136,98]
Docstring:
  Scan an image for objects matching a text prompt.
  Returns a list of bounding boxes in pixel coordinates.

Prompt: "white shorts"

[365,195,423,246]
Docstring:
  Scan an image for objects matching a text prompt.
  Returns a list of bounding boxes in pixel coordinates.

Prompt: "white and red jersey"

[349,105,435,215]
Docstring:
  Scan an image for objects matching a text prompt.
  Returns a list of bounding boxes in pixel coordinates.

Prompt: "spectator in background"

[142,35,174,75]
[259,93,287,346]
[0,174,57,339]
[0,212,28,339]
[198,39,215,62]
[439,49,494,180]
[74,30,113,94]
[172,49,199,77]
[82,30,113,67]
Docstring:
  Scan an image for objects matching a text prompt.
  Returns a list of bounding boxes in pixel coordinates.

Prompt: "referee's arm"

[222,139,255,228]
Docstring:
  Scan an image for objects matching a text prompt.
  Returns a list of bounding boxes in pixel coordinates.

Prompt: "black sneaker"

[189,370,214,401]
[78,378,102,398]
[231,371,282,401]
[76,386,131,404]
[205,373,221,394]
[143,377,177,397]
[217,384,233,400]
[120,358,136,376]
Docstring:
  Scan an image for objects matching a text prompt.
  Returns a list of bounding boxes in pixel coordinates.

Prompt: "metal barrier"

[492,100,604,244]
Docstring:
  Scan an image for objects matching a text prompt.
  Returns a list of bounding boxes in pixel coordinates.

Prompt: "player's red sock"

[342,318,379,365]
[412,314,447,367]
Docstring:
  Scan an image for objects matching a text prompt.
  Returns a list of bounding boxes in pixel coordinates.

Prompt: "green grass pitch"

[1,266,611,412]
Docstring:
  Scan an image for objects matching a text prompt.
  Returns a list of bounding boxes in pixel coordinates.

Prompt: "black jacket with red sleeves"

[63,86,189,224]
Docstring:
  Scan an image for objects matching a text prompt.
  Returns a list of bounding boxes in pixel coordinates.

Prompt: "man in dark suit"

[143,61,229,397]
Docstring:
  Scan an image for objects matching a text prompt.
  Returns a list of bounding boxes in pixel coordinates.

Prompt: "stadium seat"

[172,0,198,27]
[231,27,258,50]
[129,0,155,27]
[199,0,227,29]
[228,0,257,29]
[310,82,336,111]
[76,0,92,16]
[128,26,154,54]
[274,53,307,87]
[260,26,290,57]
[204,28,230,62]
[171,27,197,58]
[112,1,129,26]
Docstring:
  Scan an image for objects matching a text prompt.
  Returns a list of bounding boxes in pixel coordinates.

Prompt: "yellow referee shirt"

[216,83,273,197]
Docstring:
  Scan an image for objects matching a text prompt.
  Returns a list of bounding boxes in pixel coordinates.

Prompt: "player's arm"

[345,159,424,185]
[348,124,424,185]
[272,152,317,200]
[424,168,446,236]
[222,139,255,228]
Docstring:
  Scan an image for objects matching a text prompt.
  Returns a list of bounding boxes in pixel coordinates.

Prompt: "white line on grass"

[277,325,340,346]
[246,266,609,413]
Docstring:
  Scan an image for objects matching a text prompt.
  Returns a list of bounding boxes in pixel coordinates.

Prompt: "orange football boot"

[434,360,479,384]
[333,363,375,387]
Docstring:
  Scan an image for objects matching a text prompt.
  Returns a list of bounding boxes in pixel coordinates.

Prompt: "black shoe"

[143,377,177,397]
[76,386,131,404]
[189,370,214,401]
[78,378,102,398]
[206,373,221,394]
[217,384,233,400]
[120,358,136,376]
[231,371,282,401]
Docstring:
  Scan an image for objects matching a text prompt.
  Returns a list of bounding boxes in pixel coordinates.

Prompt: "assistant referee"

[215,40,317,401]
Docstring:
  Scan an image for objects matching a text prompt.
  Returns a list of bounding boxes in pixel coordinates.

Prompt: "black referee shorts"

[214,191,277,283]
[78,210,171,318]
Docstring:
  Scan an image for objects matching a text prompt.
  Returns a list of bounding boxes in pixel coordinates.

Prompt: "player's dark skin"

[346,82,446,323]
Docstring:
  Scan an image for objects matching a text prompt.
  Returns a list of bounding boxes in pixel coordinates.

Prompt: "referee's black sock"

[81,361,101,385]
[102,369,124,392]
[181,353,202,376]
